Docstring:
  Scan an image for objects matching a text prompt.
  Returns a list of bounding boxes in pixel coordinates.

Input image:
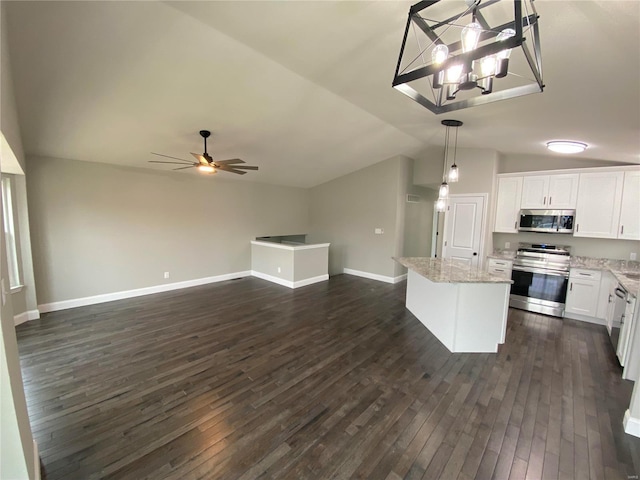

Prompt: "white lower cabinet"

[565,269,602,318]
[487,258,513,278]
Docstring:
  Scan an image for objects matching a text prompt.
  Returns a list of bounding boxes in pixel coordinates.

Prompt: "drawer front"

[570,268,602,281]
[488,258,513,269]
[488,266,512,277]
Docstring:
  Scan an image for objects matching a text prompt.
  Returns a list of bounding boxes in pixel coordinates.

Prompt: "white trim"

[624,409,640,438]
[250,271,329,289]
[33,439,40,480]
[14,312,28,326]
[10,284,24,294]
[28,309,40,321]
[343,268,407,284]
[562,311,606,326]
[293,274,329,288]
[251,241,330,251]
[38,271,252,313]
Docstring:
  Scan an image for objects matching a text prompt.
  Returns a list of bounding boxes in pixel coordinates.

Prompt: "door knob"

[473,252,478,256]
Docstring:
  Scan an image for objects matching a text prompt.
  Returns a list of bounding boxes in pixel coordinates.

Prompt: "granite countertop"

[570,257,640,296]
[487,250,516,261]
[394,257,513,284]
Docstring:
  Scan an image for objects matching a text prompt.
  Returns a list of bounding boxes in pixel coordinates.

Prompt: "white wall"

[27,156,309,306]
[498,153,630,174]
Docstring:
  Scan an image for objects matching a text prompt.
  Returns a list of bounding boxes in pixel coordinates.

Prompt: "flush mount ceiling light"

[392,0,544,114]
[546,141,588,154]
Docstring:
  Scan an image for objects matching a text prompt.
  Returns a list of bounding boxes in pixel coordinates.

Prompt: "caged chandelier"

[392,0,544,114]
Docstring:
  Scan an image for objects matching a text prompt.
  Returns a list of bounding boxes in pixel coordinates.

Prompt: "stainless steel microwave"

[518,209,575,234]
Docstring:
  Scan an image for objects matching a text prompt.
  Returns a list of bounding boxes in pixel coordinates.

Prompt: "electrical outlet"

[505,242,511,249]
[277,267,281,273]
[375,228,384,235]
[631,252,637,261]
[164,272,170,279]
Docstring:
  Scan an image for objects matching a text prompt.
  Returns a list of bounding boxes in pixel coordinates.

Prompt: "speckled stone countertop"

[394,257,513,284]
[570,257,640,296]
[487,250,516,261]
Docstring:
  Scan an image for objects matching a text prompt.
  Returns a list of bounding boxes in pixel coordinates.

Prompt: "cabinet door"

[548,174,579,208]
[565,278,600,317]
[521,175,549,208]
[494,176,523,233]
[574,171,624,238]
[619,171,640,240]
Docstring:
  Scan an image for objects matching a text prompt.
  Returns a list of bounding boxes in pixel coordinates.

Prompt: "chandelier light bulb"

[448,164,459,183]
[445,64,463,84]
[546,141,588,154]
[480,55,497,77]
[435,197,446,212]
[461,22,482,53]
[439,182,449,198]
[496,28,516,59]
[197,164,215,173]
[432,44,449,65]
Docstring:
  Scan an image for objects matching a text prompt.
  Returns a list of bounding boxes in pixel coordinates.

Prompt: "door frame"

[441,193,488,266]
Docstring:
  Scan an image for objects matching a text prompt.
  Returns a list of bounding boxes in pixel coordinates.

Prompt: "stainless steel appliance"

[509,243,571,317]
[518,209,575,234]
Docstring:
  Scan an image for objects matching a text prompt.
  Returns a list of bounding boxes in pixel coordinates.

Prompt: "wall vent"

[406,194,421,203]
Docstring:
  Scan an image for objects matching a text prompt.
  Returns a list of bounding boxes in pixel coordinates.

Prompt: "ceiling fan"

[149,130,258,175]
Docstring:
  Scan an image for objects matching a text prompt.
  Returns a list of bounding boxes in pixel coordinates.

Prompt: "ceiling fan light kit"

[392,0,543,114]
[149,130,258,176]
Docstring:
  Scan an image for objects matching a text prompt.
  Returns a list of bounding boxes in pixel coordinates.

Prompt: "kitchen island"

[395,257,513,353]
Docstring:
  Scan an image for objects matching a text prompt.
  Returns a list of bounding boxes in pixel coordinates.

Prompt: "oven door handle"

[512,266,569,277]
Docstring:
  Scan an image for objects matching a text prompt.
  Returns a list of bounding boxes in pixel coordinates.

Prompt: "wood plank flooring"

[16,274,640,479]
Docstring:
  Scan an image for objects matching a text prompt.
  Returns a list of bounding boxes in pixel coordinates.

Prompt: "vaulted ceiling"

[4,1,639,187]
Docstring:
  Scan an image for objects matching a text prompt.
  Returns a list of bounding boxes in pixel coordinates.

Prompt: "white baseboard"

[624,409,640,438]
[14,312,28,326]
[251,271,328,289]
[343,268,407,284]
[38,271,252,313]
[563,311,606,326]
[13,310,39,326]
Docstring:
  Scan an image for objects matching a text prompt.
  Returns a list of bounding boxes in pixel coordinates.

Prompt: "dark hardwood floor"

[16,274,640,479]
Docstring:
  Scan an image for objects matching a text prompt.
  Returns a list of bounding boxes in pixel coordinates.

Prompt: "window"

[1,175,21,288]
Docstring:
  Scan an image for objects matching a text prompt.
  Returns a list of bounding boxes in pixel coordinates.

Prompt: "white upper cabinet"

[520,174,578,209]
[618,170,640,240]
[574,171,624,238]
[494,176,523,233]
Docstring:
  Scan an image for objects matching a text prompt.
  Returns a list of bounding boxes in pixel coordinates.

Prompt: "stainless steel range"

[509,243,571,317]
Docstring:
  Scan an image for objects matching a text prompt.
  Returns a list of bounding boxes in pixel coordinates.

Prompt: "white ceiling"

[4,1,640,188]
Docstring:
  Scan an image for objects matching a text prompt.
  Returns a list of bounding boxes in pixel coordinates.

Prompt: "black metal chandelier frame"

[392,0,544,114]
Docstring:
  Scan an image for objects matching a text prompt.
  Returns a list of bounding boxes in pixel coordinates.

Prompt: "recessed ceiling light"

[546,141,588,154]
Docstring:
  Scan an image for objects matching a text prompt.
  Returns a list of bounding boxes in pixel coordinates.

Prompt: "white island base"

[405,269,510,353]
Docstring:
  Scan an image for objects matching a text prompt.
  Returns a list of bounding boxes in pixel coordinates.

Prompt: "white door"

[443,195,485,268]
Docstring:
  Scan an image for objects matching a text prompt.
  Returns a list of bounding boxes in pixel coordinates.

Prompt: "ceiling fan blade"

[149,160,197,165]
[213,158,245,165]
[227,165,258,170]
[172,166,195,171]
[217,167,247,175]
[151,152,192,163]
[191,152,210,166]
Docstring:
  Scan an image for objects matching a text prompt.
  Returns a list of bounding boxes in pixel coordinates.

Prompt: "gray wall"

[494,232,640,261]
[403,185,436,259]
[414,147,499,262]
[308,155,410,278]
[27,156,309,305]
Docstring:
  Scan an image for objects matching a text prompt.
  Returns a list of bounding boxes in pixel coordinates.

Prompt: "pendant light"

[436,119,463,212]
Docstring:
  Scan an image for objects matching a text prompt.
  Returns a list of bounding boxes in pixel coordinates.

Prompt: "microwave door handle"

[615,288,627,299]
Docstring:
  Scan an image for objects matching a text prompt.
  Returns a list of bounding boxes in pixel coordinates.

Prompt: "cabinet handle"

[495,269,504,272]
[576,224,579,233]
[543,196,546,205]
[549,196,552,205]
[515,221,517,229]
[609,294,612,304]
[570,282,573,292]
[621,225,624,235]
[579,273,591,276]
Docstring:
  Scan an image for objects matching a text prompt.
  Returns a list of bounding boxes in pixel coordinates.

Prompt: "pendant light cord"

[442,125,450,182]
